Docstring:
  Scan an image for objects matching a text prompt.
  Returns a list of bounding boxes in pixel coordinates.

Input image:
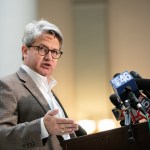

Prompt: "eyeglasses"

[29,45,63,59]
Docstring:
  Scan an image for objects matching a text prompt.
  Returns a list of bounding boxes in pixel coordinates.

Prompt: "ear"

[22,45,28,60]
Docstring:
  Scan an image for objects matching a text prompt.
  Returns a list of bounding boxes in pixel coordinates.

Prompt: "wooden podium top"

[62,121,150,150]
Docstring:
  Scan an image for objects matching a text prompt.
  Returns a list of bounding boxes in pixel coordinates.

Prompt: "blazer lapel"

[17,67,50,113]
[17,67,77,138]
[53,92,77,138]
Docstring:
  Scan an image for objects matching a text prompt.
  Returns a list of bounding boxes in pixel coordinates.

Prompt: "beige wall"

[38,0,150,126]
[73,2,111,120]
[107,0,150,79]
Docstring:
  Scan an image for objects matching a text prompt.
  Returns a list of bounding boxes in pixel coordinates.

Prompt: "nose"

[44,51,53,60]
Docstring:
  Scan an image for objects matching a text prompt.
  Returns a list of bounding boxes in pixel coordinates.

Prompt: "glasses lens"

[33,45,63,59]
[38,46,47,56]
[51,50,61,59]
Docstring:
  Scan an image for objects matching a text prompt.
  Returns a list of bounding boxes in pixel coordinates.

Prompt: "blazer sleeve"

[0,80,43,150]
[75,125,87,136]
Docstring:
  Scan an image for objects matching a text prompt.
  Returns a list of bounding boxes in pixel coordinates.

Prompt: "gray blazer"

[0,68,86,150]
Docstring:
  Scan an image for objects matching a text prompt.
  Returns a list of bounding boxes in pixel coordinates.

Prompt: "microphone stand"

[124,100,135,144]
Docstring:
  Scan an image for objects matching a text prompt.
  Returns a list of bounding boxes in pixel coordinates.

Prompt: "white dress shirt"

[21,64,70,140]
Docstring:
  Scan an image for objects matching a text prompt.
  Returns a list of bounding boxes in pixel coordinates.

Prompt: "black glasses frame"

[28,45,63,59]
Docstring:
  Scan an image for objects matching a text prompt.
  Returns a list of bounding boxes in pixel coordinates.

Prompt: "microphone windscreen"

[113,73,120,78]
[135,78,150,91]
[130,71,142,78]
[109,94,122,109]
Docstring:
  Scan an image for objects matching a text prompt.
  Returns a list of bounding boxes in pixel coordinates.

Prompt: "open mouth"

[42,63,51,68]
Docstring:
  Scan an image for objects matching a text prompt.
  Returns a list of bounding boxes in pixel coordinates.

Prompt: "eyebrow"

[39,44,60,51]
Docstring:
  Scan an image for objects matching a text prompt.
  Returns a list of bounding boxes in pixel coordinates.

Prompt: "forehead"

[33,33,61,49]
[35,33,59,43]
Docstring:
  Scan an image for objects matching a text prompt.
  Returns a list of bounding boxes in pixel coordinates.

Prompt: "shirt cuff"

[40,117,49,139]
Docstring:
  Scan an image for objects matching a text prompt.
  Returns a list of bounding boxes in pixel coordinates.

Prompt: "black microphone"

[113,73,120,78]
[135,78,150,92]
[109,93,124,109]
[130,71,142,78]
[109,93,145,126]
[128,92,147,115]
[109,94,125,121]
[130,71,150,98]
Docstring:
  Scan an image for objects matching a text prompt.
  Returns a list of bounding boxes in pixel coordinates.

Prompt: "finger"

[59,123,78,130]
[59,123,79,134]
[60,127,78,134]
[47,109,59,116]
[64,123,79,128]
[57,118,75,124]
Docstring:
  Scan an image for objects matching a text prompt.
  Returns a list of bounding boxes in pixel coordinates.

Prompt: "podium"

[62,121,150,150]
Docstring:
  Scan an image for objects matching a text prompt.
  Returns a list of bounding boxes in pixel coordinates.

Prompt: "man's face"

[22,33,61,77]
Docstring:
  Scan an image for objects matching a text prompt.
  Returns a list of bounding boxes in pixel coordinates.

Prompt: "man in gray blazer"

[0,19,86,150]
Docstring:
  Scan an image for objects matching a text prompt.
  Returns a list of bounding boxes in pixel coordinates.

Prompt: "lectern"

[62,121,150,150]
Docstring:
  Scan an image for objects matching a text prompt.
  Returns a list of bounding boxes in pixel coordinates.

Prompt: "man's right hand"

[43,109,79,135]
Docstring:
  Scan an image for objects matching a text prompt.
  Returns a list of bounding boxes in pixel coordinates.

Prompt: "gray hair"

[22,19,63,49]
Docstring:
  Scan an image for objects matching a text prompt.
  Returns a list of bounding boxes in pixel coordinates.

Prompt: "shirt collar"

[21,64,57,92]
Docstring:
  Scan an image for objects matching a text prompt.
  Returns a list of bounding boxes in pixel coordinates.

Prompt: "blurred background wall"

[0,0,150,133]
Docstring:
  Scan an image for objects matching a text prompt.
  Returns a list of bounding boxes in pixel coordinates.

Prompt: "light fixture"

[77,120,96,134]
[97,119,116,132]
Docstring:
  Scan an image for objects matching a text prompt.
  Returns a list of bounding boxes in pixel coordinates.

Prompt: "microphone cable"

[145,113,150,132]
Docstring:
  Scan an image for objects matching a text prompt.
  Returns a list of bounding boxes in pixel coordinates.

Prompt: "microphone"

[109,93,124,109]
[128,71,150,115]
[128,92,147,115]
[138,94,150,114]
[124,99,132,126]
[110,71,150,142]
[130,71,150,98]
[135,78,150,94]
[109,93,139,125]
[123,99,136,143]
[110,71,148,120]
[113,73,120,78]
[109,94,125,121]
[110,71,139,101]
[130,71,142,78]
